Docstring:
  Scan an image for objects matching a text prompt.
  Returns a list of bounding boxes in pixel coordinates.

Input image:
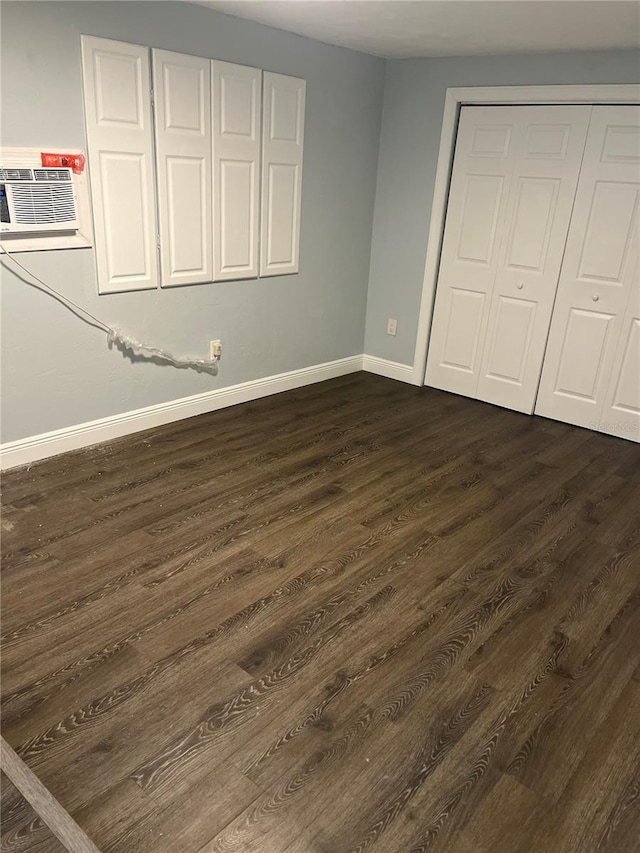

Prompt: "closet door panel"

[601,304,640,441]
[535,106,640,434]
[81,36,158,293]
[425,108,517,397]
[153,49,212,286]
[212,60,261,281]
[477,107,591,412]
[440,288,487,373]
[260,72,306,277]
[483,295,537,386]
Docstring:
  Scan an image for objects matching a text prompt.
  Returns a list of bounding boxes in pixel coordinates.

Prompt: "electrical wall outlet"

[387,318,397,336]
[209,340,222,359]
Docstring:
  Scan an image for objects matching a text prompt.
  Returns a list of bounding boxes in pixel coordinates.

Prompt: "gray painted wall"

[0,1,384,442]
[364,49,640,367]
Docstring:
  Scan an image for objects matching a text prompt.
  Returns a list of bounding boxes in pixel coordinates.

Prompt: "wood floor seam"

[1,737,101,853]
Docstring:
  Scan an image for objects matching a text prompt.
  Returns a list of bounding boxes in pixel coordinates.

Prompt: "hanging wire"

[0,242,220,375]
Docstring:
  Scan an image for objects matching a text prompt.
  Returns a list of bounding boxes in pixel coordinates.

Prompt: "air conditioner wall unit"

[0,167,79,234]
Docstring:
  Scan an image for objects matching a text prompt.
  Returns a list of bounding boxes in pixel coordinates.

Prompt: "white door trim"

[412,84,640,386]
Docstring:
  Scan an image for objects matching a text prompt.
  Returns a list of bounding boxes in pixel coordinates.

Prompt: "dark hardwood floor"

[1,373,639,852]
[1,772,66,852]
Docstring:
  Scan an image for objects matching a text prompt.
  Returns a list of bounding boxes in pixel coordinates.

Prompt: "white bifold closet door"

[535,106,640,442]
[260,72,306,277]
[425,105,591,413]
[81,36,158,293]
[152,49,212,287]
[212,61,262,281]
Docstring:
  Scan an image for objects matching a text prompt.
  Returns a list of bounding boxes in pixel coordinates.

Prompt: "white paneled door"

[81,37,158,293]
[600,286,640,442]
[83,37,308,292]
[425,105,591,413]
[425,108,518,399]
[212,61,261,281]
[260,72,306,277]
[535,106,640,442]
[476,108,592,412]
[152,49,212,287]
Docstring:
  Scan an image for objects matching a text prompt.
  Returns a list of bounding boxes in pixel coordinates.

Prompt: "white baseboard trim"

[362,354,415,384]
[0,355,363,470]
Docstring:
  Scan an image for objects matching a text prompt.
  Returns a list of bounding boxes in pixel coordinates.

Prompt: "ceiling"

[192,0,640,59]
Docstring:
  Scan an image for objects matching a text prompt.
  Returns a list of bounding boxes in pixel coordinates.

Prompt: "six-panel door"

[425,105,591,414]
[425,107,518,398]
[535,106,640,442]
[476,107,591,413]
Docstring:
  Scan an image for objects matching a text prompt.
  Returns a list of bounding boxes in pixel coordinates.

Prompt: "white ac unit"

[0,167,79,234]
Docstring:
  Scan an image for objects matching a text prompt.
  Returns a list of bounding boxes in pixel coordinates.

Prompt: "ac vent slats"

[33,169,73,182]
[11,184,77,225]
[0,168,33,181]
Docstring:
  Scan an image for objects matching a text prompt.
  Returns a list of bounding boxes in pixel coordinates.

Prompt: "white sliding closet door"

[476,107,591,412]
[212,61,261,281]
[600,284,640,441]
[426,107,517,398]
[81,36,158,293]
[535,106,640,441]
[152,49,212,287]
[425,105,590,413]
[260,72,306,277]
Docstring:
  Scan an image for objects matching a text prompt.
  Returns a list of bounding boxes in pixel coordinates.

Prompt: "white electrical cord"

[0,242,220,375]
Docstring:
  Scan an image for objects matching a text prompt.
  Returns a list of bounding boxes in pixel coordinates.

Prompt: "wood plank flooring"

[1,772,67,852]
[1,737,99,853]
[1,373,639,852]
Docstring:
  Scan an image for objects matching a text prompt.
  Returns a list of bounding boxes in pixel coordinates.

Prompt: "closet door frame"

[413,84,640,388]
